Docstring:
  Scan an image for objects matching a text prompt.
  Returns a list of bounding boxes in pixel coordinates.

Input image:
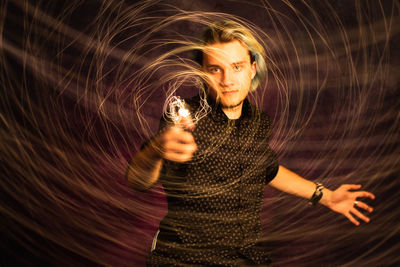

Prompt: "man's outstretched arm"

[269,165,375,226]
[126,138,164,191]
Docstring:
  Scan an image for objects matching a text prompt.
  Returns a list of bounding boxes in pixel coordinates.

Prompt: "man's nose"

[221,69,234,87]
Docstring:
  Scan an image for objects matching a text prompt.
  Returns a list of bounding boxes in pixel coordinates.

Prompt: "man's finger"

[344,212,360,226]
[341,184,362,191]
[164,141,197,154]
[351,208,370,223]
[356,191,375,200]
[164,150,195,162]
[354,201,373,213]
[179,115,195,131]
[165,127,195,143]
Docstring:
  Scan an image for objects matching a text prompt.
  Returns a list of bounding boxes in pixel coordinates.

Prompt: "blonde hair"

[194,20,266,91]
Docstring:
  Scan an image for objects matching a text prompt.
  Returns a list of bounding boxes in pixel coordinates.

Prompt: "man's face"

[202,40,256,109]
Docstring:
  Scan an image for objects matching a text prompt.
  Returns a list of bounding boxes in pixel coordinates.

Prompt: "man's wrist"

[308,182,324,205]
[320,188,333,207]
[148,136,163,160]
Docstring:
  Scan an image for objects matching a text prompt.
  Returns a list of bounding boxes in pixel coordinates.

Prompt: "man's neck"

[221,102,243,120]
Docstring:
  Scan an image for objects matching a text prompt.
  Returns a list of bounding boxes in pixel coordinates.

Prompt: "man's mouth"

[222,90,238,95]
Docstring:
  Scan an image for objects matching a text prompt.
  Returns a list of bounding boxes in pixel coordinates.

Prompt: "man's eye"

[209,68,220,73]
[233,65,242,71]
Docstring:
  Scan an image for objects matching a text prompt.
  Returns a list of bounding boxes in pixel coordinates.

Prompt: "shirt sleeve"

[261,113,279,184]
[265,148,279,184]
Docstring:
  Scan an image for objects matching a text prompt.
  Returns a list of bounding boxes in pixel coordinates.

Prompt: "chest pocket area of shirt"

[189,137,243,186]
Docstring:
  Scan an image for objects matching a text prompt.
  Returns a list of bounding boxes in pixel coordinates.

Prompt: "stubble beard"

[218,92,246,109]
[207,85,246,110]
[220,99,244,109]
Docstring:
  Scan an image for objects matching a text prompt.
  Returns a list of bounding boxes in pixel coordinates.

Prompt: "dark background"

[1,0,399,266]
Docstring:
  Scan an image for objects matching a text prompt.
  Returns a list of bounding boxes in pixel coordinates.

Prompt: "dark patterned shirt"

[147,95,278,266]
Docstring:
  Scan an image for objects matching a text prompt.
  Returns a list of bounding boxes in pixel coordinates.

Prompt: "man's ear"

[251,61,257,79]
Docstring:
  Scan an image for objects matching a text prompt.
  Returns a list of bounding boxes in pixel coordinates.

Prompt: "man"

[126,21,375,266]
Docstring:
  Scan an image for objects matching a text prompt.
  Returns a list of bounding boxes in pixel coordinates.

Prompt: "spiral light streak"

[1,0,399,266]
